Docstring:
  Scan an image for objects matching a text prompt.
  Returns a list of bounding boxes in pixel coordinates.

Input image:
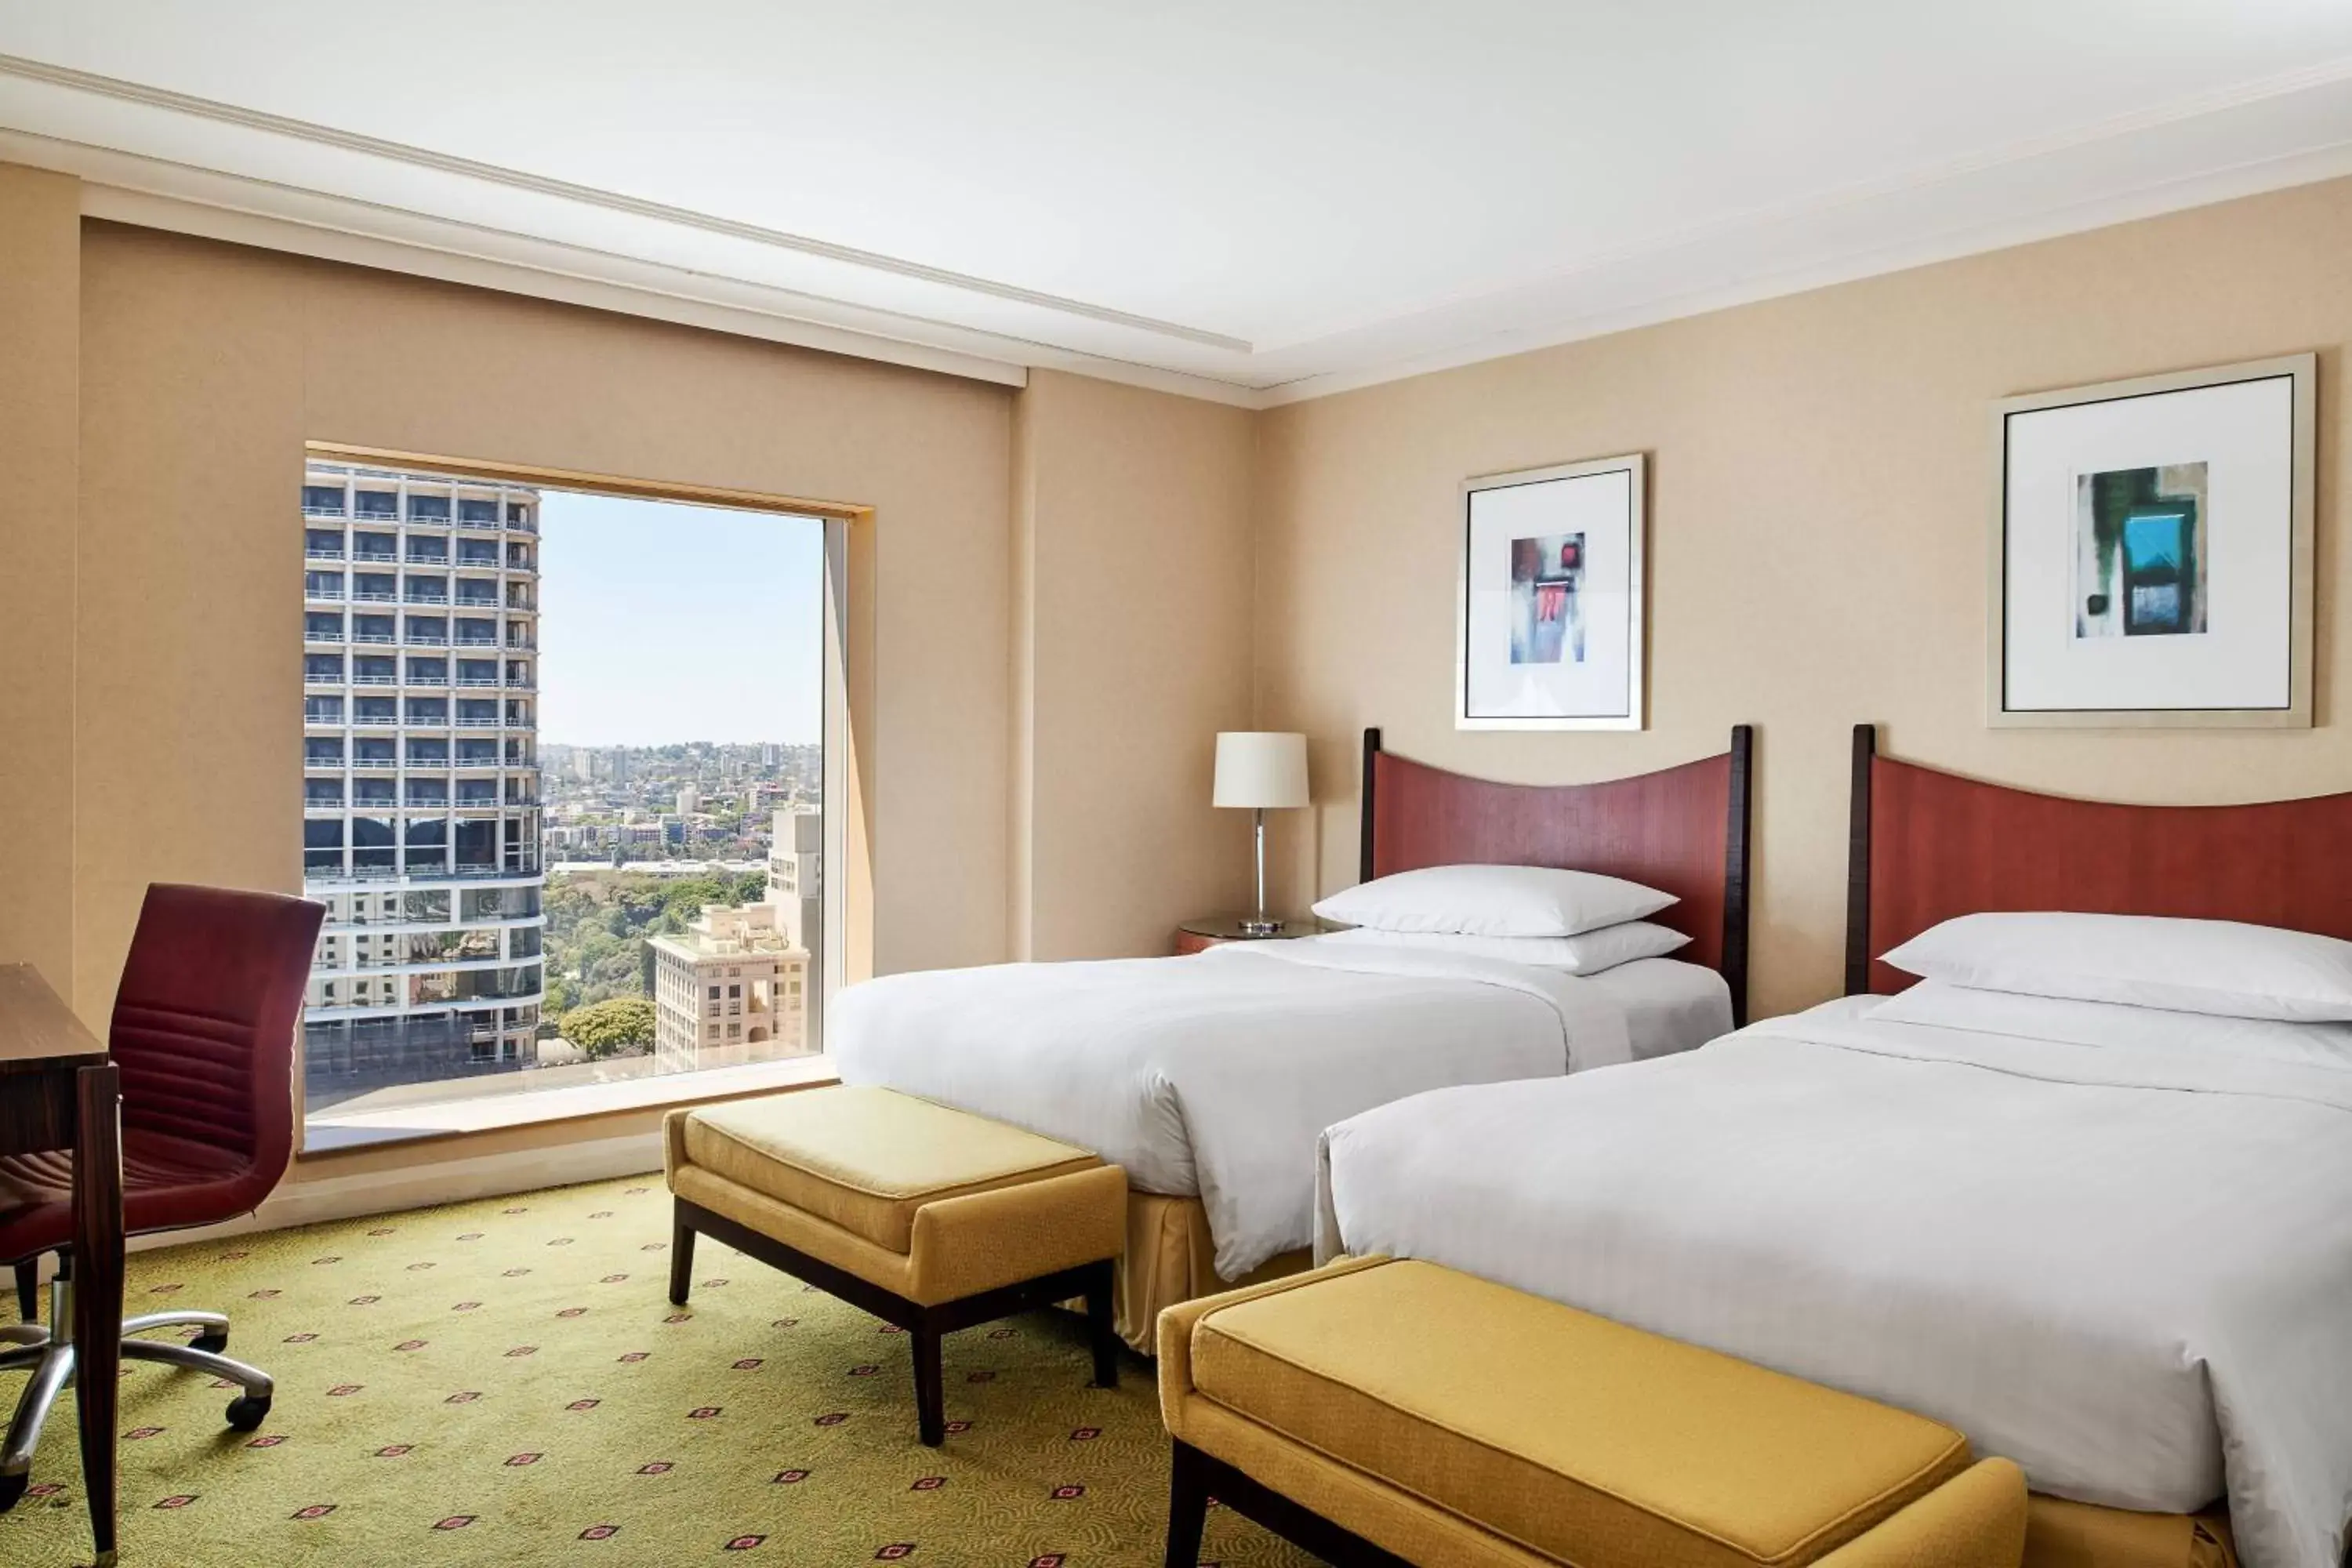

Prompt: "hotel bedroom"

[1,5,2348,1566]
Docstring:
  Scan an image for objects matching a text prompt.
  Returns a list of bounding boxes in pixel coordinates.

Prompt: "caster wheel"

[0,1471,26,1513]
[224,1395,270,1432]
[191,1330,229,1354]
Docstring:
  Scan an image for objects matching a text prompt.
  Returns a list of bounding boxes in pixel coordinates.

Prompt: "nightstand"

[1174,915,1328,956]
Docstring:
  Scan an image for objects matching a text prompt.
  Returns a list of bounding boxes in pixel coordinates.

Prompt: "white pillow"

[1312,921,1690,975]
[1312,864,1675,938]
[1870,980,2352,1070]
[1881,912,2352,1022]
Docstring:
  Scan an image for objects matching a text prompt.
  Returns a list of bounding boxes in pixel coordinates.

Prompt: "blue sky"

[535,489,825,746]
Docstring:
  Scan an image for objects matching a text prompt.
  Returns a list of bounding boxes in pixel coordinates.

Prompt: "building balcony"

[503,679,536,691]
[303,797,345,811]
[455,716,503,728]
[305,587,347,603]
[405,633,449,647]
[350,673,397,686]
[504,716,532,728]
[305,630,347,646]
[505,637,536,651]
[454,633,499,647]
[404,593,451,606]
[455,677,501,688]
[351,590,398,604]
[402,514,452,530]
[351,630,399,646]
[350,550,397,564]
[305,546,346,561]
[302,504,348,519]
[351,510,399,525]
[351,756,399,770]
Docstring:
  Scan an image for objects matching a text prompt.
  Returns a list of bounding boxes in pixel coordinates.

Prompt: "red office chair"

[0,884,323,1511]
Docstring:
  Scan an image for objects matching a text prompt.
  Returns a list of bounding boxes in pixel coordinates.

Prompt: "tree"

[561,996,656,1058]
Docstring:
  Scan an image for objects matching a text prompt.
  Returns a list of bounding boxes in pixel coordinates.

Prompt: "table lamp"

[1214,731,1310,935]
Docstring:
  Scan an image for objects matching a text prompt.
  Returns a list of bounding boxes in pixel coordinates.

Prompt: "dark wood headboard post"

[1843,724,1876,996]
[1724,724,1755,1026]
[1359,727,1382,885]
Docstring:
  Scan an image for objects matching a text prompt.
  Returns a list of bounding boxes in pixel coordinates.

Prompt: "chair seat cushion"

[1185,1258,1973,1568]
[677,1087,1102,1254]
[0,1130,256,1263]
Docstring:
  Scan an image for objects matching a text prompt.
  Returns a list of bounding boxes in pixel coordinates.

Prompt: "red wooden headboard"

[1359,727,1755,1024]
[1846,724,2352,995]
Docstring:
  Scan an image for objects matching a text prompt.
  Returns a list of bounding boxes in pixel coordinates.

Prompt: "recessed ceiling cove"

[3,0,2349,403]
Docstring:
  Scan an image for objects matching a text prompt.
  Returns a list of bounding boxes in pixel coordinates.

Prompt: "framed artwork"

[1457,453,1646,731]
[1989,353,2315,728]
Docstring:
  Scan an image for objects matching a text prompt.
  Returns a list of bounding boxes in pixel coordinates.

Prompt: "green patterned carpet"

[1,1176,1314,1567]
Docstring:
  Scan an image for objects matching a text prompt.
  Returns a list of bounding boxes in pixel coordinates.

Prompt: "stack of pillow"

[1308,863,1688,975]
[1871,911,2352,1066]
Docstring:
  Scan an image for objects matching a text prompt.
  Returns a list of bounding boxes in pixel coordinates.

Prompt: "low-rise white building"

[648,902,811,1072]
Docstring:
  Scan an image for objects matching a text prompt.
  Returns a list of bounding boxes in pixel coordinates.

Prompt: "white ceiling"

[3,2,2350,404]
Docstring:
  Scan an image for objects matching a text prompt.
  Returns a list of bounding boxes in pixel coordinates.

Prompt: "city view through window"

[299,462,826,1138]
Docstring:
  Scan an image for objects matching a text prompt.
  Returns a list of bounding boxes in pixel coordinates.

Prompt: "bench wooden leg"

[1165,1439,1210,1568]
[668,1207,695,1306]
[1084,1258,1118,1388]
[912,1321,946,1447]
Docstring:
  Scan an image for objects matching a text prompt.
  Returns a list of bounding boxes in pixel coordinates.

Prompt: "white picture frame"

[1457,453,1646,731]
[1989,354,2315,728]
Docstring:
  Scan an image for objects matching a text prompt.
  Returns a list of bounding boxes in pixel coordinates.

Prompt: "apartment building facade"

[648,902,811,1072]
[299,461,546,1109]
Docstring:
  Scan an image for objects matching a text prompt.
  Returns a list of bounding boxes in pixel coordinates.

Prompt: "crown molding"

[22,136,1269,409]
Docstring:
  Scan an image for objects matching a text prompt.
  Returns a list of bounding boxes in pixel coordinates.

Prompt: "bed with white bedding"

[836,938,1727,1278]
[1318,726,2352,1568]
[1319,996,2352,1568]
[833,725,1755,1342]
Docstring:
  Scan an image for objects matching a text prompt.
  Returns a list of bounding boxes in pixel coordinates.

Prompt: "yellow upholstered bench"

[1158,1257,2028,1568]
[664,1085,1127,1445]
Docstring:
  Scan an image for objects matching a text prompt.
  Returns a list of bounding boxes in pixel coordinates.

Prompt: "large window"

[299,461,827,1145]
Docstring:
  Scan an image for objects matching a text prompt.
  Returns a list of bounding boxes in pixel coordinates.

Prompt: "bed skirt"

[1111,1192,1308,1353]
[2025,1494,2233,1568]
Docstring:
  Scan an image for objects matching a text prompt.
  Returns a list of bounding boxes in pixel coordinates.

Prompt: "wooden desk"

[0,964,123,1566]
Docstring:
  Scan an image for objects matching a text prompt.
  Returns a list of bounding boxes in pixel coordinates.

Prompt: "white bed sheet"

[832,940,1718,1279]
[1318,997,2352,1568]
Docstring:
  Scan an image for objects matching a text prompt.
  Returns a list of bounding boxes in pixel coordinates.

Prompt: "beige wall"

[1255,173,2352,1020]
[1010,368,1258,959]
[74,221,1017,1033]
[0,165,80,997]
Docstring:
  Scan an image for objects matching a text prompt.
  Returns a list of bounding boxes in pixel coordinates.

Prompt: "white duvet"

[832,940,1634,1279]
[1319,997,2352,1568]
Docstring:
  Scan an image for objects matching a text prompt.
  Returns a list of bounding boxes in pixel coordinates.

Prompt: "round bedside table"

[1174,915,1329,956]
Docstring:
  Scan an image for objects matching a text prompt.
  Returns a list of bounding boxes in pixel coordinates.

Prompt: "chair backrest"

[109,884,326,1192]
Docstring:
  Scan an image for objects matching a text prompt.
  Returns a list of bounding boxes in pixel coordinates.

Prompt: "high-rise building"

[677,784,699,818]
[648,902,810,1073]
[768,806,823,1044]
[299,461,546,1110]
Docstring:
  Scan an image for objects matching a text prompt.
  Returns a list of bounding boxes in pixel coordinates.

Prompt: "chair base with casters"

[2,1253,274,1512]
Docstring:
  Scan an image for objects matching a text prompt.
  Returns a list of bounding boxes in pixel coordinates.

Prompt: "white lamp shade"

[1213,731,1309,809]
